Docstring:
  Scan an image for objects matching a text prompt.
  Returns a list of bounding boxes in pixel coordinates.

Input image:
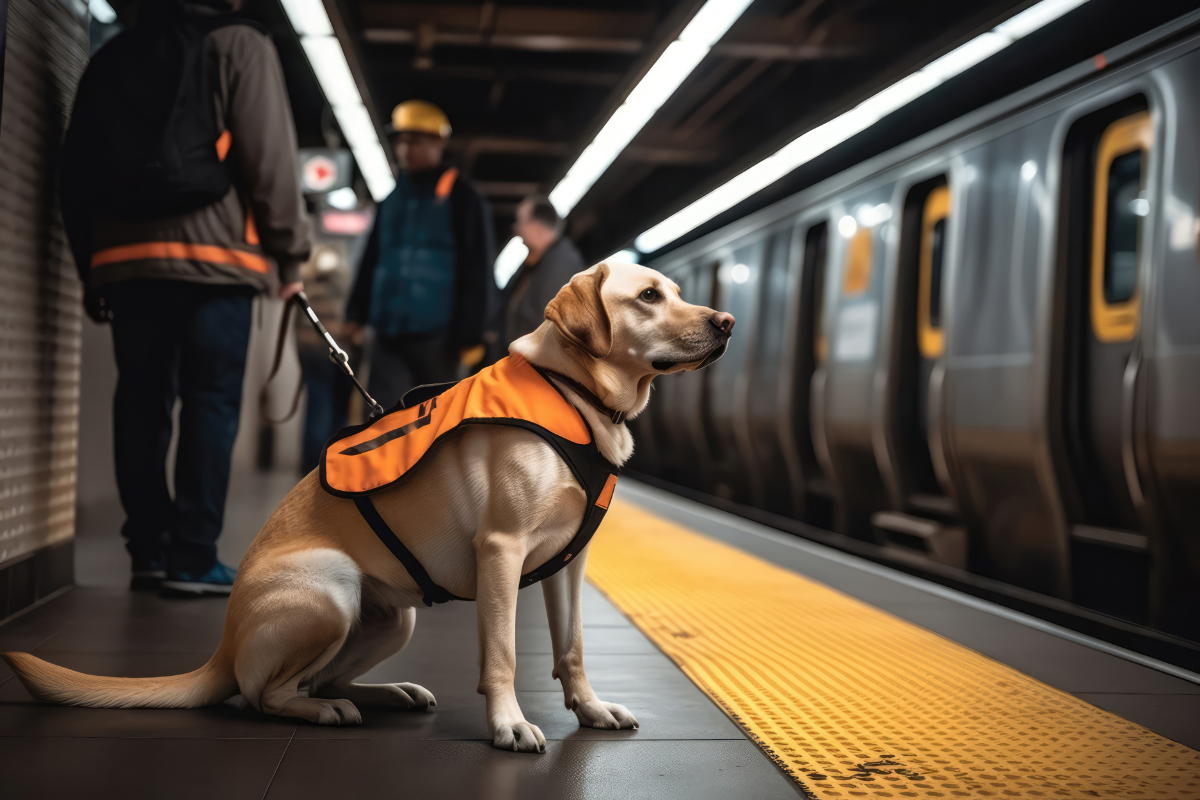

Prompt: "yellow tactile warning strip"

[586,500,1200,798]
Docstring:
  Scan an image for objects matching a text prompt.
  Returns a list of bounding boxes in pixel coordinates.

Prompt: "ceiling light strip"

[634,0,1091,253]
[280,0,396,201]
[546,0,756,217]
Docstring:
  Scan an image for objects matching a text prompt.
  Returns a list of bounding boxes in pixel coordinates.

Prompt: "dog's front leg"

[475,532,546,753]
[542,547,639,731]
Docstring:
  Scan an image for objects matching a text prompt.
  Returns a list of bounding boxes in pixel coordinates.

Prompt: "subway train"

[627,15,1200,644]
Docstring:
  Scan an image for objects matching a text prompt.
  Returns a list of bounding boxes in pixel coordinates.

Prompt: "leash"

[260,292,386,424]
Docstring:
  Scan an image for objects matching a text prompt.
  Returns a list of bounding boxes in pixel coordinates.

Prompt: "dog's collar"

[541,369,628,425]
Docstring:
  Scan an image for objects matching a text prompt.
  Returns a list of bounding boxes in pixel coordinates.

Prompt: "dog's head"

[524,261,735,419]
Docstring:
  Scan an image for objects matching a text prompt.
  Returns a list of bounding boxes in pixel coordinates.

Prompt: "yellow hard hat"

[390,100,451,138]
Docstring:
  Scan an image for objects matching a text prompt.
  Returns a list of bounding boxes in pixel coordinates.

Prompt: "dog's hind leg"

[310,605,436,711]
[234,549,365,726]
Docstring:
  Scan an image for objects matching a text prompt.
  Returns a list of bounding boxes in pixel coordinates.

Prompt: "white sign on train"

[834,303,878,361]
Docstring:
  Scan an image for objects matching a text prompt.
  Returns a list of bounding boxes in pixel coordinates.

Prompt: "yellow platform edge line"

[585,498,1200,800]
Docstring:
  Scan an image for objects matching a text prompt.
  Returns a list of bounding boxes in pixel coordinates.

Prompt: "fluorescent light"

[607,249,640,264]
[547,0,756,216]
[279,0,333,37]
[279,2,396,201]
[837,215,857,238]
[731,263,750,283]
[494,237,529,288]
[995,0,1088,39]
[679,0,755,46]
[635,0,1091,253]
[302,37,360,107]
[88,0,116,24]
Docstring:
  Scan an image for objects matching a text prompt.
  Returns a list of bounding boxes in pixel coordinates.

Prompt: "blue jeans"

[106,280,254,576]
[299,345,351,474]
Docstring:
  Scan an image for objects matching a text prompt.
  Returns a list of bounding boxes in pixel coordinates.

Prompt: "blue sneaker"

[161,561,238,597]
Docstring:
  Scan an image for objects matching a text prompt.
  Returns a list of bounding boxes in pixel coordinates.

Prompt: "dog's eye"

[640,288,660,302]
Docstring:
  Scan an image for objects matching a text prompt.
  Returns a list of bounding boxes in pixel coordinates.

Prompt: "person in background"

[344,100,495,408]
[60,0,311,596]
[485,194,586,362]
[296,245,354,474]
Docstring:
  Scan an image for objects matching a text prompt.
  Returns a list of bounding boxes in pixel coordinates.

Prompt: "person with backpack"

[60,0,311,596]
[343,100,496,410]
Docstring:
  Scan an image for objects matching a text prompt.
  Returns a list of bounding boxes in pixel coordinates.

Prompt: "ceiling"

[243,0,1200,263]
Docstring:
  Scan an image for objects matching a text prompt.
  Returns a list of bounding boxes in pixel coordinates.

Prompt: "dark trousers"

[299,346,351,473]
[106,280,254,576]
[366,331,456,411]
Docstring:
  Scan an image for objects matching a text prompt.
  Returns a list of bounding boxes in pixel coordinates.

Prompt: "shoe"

[130,570,167,592]
[161,561,238,597]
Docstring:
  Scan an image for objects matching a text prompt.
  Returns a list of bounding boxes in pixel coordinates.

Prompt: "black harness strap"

[354,496,460,607]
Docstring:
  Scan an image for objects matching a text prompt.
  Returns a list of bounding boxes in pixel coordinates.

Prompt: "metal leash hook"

[291,291,386,420]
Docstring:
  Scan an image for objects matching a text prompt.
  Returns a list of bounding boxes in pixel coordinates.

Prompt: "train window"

[1091,110,1151,342]
[805,223,829,363]
[918,185,950,359]
[842,227,872,296]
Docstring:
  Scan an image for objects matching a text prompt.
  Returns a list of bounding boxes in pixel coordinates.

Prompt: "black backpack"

[63,1,264,220]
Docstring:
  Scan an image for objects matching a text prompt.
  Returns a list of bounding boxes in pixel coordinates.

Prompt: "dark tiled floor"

[8,474,1197,800]
[621,481,1200,750]
[0,471,799,800]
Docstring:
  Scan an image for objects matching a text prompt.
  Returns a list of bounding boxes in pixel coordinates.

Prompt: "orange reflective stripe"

[595,474,618,509]
[324,354,592,495]
[435,168,458,202]
[244,210,260,246]
[91,242,271,274]
[215,130,232,162]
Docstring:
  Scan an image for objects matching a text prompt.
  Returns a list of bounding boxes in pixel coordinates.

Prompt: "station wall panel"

[0,0,88,619]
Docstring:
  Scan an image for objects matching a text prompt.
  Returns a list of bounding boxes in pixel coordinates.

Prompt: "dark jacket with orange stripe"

[320,354,619,606]
[61,22,312,296]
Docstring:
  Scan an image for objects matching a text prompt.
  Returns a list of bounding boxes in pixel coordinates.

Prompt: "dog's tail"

[0,650,237,709]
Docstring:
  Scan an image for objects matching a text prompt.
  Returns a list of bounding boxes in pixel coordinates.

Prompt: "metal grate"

[588,499,1200,798]
[0,0,88,566]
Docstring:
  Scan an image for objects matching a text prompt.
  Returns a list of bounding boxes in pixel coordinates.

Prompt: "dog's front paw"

[573,699,639,730]
[492,720,546,753]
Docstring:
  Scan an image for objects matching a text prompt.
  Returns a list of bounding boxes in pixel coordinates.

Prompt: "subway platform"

[1,474,1198,799]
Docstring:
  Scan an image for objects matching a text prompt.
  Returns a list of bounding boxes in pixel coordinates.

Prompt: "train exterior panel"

[636,16,1200,642]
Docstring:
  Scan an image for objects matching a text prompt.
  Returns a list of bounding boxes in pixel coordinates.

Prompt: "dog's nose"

[710,311,735,335]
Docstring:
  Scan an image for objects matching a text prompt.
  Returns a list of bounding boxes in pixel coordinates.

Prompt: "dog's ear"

[545,263,612,359]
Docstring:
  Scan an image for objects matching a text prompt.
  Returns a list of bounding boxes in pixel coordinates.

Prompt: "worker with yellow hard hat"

[345,100,496,409]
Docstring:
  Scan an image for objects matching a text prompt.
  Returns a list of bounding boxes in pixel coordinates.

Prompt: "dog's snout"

[710,311,735,335]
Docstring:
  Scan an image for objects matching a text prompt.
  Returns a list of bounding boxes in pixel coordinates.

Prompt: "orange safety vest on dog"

[319,354,619,606]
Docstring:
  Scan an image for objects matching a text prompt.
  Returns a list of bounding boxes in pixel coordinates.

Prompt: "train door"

[655,261,719,491]
[705,239,764,503]
[1057,97,1154,622]
[797,222,835,526]
[871,176,967,568]
[817,198,893,540]
[745,226,799,516]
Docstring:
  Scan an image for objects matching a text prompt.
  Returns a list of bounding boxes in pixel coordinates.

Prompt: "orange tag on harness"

[322,355,592,495]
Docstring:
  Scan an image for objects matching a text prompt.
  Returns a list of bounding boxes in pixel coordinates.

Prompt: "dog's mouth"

[652,340,728,372]
[696,340,727,369]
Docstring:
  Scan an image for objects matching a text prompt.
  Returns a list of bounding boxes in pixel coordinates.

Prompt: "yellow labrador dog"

[2,261,734,753]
